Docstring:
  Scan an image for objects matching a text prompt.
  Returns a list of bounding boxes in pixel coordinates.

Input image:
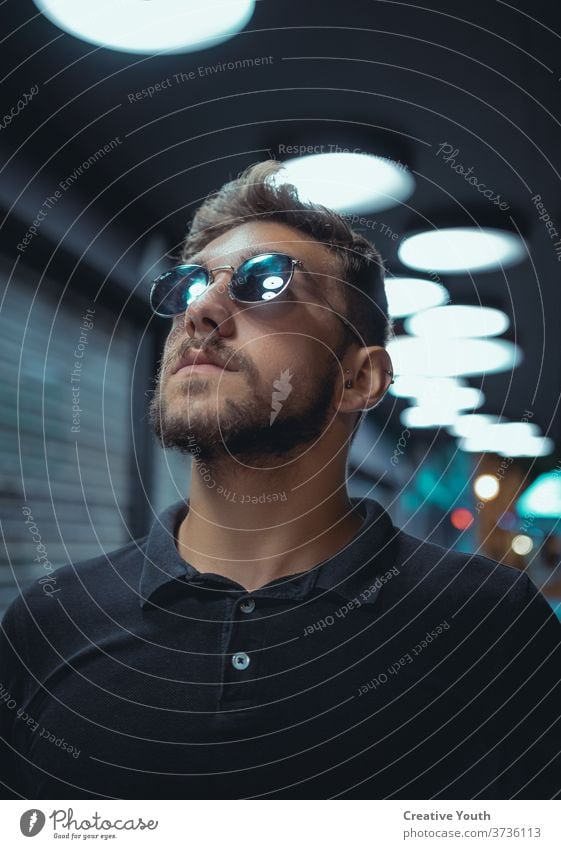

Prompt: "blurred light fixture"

[405,305,510,338]
[511,534,534,556]
[274,152,415,213]
[387,336,522,377]
[449,414,503,438]
[459,436,551,457]
[517,470,561,519]
[450,508,475,530]
[390,375,459,398]
[384,277,449,318]
[428,384,483,409]
[400,406,461,428]
[499,436,555,458]
[474,474,500,501]
[497,510,517,531]
[398,227,526,274]
[33,0,256,54]
[459,422,553,457]
[391,376,483,410]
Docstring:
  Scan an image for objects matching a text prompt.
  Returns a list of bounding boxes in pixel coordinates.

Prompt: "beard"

[148,340,347,467]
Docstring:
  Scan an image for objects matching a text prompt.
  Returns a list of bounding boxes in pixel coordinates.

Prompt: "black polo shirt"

[1,495,560,800]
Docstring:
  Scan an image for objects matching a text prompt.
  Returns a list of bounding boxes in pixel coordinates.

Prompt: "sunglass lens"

[150,265,208,315]
[231,253,293,302]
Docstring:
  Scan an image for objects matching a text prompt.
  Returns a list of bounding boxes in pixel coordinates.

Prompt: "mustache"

[161,337,244,375]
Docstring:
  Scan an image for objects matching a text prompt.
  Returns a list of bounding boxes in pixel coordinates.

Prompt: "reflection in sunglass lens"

[231,253,293,302]
[151,265,208,315]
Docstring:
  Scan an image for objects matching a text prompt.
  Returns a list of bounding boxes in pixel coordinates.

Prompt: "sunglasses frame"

[150,252,304,315]
[150,250,369,351]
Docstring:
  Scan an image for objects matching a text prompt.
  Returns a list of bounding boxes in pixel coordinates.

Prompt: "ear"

[338,346,394,413]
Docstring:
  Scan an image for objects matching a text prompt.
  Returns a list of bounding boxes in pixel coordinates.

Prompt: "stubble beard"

[148,356,341,467]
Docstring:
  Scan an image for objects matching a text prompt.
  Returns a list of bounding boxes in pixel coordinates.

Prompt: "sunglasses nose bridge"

[208,264,235,283]
[202,264,235,299]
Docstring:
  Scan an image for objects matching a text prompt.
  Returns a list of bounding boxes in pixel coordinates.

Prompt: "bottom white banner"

[1,799,560,848]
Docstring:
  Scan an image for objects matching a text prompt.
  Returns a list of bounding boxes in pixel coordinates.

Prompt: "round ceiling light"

[275,152,415,214]
[497,436,554,458]
[398,227,526,274]
[405,305,510,338]
[390,376,483,409]
[384,277,449,318]
[390,375,462,398]
[33,0,256,54]
[458,422,553,457]
[400,406,462,428]
[387,336,522,377]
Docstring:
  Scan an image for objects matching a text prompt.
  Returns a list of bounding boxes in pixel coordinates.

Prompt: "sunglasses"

[149,250,369,349]
[150,252,304,315]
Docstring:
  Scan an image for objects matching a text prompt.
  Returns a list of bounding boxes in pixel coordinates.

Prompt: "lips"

[171,348,237,375]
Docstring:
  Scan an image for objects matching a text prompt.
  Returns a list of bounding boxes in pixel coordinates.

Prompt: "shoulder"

[1,534,148,635]
[391,528,532,612]
[385,529,561,661]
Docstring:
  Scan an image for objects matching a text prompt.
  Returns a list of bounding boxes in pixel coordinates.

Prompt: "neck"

[175,444,363,592]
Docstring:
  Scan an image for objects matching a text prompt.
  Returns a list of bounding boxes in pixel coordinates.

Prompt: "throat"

[175,508,364,591]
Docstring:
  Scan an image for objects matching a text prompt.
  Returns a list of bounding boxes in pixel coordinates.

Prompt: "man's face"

[149,220,352,465]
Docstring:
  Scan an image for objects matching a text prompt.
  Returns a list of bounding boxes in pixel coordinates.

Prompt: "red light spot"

[451,508,474,530]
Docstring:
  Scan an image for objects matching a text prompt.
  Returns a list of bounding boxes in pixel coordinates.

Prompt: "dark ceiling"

[1,0,560,459]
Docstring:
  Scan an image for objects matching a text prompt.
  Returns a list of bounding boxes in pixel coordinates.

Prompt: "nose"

[181,268,236,339]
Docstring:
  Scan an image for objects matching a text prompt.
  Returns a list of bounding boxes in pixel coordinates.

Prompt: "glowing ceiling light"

[275,152,415,213]
[497,436,555,458]
[517,470,561,519]
[458,423,553,457]
[400,406,461,428]
[384,277,449,318]
[405,305,510,338]
[474,474,500,501]
[391,376,484,412]
[449,414,503,438]
[390,375,458,398]
[387,336,522,377]
[33,0,256,54]
[511,534,534,556]
[398,227,526,274]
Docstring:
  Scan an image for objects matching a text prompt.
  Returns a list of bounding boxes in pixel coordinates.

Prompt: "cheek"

[168,320,184,344]
[164,321,187,359]
[253,337,327,392]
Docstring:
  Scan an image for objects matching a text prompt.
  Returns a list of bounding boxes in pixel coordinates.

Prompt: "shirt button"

[232,652,250,670]
[240,598,256,614]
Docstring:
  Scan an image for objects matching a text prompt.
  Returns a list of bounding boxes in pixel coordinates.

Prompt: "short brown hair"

[180,160,391,349]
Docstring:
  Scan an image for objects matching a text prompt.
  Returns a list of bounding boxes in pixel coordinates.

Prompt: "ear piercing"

[344,368,395,388]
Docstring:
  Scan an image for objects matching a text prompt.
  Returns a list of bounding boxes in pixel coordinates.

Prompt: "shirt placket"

[216,590,266,711]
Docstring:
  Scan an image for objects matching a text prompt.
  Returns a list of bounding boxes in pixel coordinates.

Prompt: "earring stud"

[344,368,394,387]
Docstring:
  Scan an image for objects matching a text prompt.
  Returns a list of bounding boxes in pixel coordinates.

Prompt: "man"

[1,161,560,800]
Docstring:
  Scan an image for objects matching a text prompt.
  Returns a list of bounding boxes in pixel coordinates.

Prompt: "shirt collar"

[138,496,399,610]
